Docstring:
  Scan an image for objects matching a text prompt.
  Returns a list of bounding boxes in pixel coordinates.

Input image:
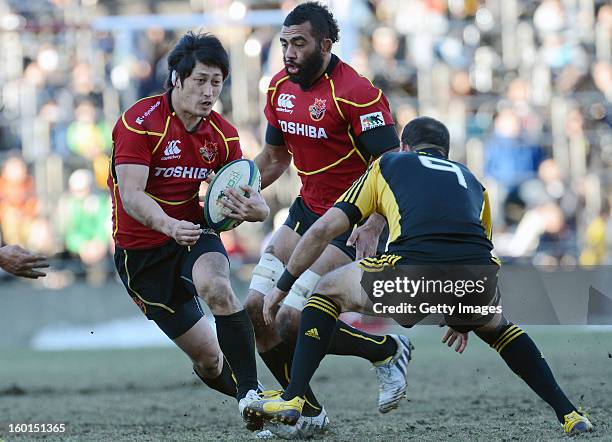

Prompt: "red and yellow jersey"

[264,55,395,215]
[108,92,242,249]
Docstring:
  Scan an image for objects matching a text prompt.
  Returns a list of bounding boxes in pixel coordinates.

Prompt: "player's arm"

[254,124,292,189]
[115,164,202,246]
[263,163,379,323]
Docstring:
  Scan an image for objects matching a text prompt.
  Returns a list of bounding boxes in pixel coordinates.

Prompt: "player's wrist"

[277,269,298,292]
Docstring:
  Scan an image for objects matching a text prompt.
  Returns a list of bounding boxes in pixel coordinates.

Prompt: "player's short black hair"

[166,32,229,88]
[401,117,450,157]
[283,1,340,44]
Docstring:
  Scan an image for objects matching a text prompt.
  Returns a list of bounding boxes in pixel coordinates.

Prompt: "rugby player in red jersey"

[222,3,412,437]
[108,32,268,428]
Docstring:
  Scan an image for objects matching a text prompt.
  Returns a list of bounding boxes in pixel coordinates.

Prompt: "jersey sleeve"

[112,114,152,166]
[264,78,281,130]
[333,159,381,225]
[337,79,395,140]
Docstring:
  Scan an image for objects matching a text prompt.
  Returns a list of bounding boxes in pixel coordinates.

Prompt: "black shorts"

[283,197,388,260]
[359,254,500,333]
[114,230,228,339]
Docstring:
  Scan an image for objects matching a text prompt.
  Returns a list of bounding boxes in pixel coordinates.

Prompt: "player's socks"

[193,356,236,398]
[259,342,323,417]
[491,324,577,423]
[282,294,340,401]
[214,309,258,400]
[328,320,398,363]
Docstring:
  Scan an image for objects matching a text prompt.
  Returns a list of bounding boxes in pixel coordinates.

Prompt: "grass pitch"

[1,327,610,441]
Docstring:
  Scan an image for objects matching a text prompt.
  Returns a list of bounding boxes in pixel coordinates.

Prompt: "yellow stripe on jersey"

[145,190,199,206]
[112,182,120,238]
[480,189,493,240]
[336,159,402,243]
[293,148,359,176]
[209,119,231,161]
[358,254,402,272]
[335,88,383,108]
[269,75,290,106]
[326,75,346,121]
[346,125,368,165]
[151,116,172,155]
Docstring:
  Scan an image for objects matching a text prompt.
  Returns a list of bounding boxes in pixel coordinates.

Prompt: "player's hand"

[441,327,469,353]
[0,245,49,279]
[263,287,288,325]
[221,185,270,222]
[347,224,380,259]
[168,219,202,246]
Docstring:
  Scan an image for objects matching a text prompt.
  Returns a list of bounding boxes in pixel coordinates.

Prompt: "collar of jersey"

[415,145,447,158]
[298,53,340,91]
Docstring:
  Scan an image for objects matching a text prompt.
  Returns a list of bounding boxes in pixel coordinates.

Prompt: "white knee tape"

[283,270,321,310]
[249,253,284,294]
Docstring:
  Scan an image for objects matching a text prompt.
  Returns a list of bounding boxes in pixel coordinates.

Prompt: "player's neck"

[170,89,204,132]
[305,53,332,88]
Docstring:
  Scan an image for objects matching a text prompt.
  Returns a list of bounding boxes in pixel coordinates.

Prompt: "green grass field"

[1,327,610,441]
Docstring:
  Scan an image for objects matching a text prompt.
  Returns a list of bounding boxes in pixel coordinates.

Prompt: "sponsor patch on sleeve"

[360,111,385,132]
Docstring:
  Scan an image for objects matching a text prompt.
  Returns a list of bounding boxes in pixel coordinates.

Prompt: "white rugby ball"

[204,159,261,232]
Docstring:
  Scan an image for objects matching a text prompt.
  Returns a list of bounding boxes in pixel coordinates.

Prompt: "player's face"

[176,62,223,117]
[280,22,328,86]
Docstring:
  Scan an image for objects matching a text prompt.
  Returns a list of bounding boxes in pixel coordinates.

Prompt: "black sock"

[259,342,323,416]
[214,309,258,400]
[282,294,340,401]
[329,320,398,363]
[492,324,577,423]
[193,356,236,398]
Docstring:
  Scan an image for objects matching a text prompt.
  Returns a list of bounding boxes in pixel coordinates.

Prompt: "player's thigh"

[314,261,368,312]
[310,243,353,275]
[262,225,301,264]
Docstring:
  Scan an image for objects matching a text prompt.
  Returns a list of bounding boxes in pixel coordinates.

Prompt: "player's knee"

[474,313,508,346]
[245,291,267,331]
[276,306,300,345]
[197,276,235,312]
[192,349,222,378]
[313,274,347,309]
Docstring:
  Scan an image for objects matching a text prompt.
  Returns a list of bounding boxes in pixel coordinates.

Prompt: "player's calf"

[474,314,590,432]
[275,304,300,345]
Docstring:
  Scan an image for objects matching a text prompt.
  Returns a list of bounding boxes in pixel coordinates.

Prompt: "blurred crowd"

[0,0,610,286]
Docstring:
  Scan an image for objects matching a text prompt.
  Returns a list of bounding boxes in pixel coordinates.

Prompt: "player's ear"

[171,70,181,89]
[320,37,332,54]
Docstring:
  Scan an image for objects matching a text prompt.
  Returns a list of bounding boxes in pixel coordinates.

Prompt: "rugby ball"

[204,159,261,232]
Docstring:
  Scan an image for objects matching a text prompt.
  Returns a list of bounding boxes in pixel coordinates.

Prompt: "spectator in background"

[0,155,39,247]
[484,108,544,192]
[66,100,112,188]
[58,169,111,284]
[580,200,611,265]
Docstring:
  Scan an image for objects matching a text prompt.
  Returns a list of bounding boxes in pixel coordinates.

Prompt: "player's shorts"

[114,229,228,339]
[283,197,388,260]
[359,253,500,333]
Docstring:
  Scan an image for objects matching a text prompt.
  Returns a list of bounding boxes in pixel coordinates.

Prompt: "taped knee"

[249,253,284,294]
[283,270,321,310]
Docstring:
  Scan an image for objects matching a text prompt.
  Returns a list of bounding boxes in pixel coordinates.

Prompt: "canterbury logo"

[276,93,295,113]
[305,328,320,340]
[164,140,181,156]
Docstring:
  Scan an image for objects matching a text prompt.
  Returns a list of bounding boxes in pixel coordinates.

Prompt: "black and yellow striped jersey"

[334,150,495,263]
